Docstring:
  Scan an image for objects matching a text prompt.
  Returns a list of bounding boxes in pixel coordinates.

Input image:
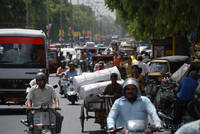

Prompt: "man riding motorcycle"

[56,61,69,77]
[107,78,162,132]
[56,61,69,94]
[63,62,77,94]
[26,72,63,133]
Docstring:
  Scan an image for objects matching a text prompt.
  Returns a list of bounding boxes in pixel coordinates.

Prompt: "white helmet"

[122,78,141,97]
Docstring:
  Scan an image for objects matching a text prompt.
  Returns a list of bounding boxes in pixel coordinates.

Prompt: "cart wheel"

[80,105,85,132]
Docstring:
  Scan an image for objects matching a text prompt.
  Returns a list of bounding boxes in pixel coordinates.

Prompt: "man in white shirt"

[137,55,149,76]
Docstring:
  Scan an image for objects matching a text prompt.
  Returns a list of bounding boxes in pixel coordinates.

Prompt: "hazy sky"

[70,0,116,19]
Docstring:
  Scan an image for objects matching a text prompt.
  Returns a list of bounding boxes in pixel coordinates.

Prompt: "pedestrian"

[113,53,120,67]
[124,56,132,76]
[128,64,145,95]
[137,55,149,76]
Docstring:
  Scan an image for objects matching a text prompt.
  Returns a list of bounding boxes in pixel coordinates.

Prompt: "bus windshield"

[0,43,45,68]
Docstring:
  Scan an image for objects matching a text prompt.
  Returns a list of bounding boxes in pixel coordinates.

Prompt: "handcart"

[80,94,113,132]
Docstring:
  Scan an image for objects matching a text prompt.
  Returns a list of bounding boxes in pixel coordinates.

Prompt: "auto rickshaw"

[147,55,190,82]
[146,55,190,103]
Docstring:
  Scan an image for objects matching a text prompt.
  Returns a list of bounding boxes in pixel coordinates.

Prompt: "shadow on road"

[83,130,107,134]
[67,103,81,106]
[0,108,26,115]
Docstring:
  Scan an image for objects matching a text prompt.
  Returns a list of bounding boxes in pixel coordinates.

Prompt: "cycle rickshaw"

[80,94,113,132]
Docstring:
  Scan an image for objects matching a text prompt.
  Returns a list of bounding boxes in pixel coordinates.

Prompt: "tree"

[0,0,26,27]
[105,0,200,41]
[0,0,117,43]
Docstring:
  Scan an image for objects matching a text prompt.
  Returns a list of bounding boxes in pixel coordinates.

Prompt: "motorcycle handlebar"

[27,107,61,111]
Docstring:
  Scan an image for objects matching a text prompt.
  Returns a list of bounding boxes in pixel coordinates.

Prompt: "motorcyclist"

[65,62,77,79]
[63,62,77,94]
[56,61,69,77]
[26,72,63,133]
[107,78,162,131]
[56,61,69,94]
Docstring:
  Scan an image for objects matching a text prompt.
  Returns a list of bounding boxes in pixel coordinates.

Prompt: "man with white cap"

[107,78,162,131]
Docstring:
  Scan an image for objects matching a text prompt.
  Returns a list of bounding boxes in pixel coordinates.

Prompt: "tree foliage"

[105,0,200,40]
[0,0,26,27]
[0,0,116,42]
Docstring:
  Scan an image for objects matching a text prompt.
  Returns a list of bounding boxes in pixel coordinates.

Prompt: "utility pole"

[46,0,49,27]
[60,0,63,30]
[59,0,64,45]
[26,0,29,28]
[77,0,80,45]
[46,0,51,46]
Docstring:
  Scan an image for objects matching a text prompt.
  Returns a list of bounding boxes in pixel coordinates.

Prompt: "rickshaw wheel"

[80,105,85,132]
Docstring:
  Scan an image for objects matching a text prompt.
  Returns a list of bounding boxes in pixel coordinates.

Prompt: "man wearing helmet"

[63,62,77,94]
[65,62,77,79]
[107,78,162,131]
[26,72,63,133]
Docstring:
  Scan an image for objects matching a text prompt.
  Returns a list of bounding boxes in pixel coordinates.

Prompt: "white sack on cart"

[79,80,124,100]
[81,80,124,110]
[73,66,121,92]
[171,63,190,83]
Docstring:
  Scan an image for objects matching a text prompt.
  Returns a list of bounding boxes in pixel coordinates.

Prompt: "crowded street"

[1,1,200,134]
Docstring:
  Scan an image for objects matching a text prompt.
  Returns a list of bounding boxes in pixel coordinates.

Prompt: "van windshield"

[0,43,45,68]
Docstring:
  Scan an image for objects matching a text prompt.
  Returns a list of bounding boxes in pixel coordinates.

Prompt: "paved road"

[0,74,106,134]
[0,73,171,134]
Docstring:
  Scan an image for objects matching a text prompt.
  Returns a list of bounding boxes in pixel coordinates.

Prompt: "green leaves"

[105,0,200,40]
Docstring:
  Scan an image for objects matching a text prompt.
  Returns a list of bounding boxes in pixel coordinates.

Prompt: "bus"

[0,28,49,104]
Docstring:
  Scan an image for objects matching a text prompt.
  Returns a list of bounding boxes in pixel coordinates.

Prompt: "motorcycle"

[62,77,78,105]
[155,78,200,132]
[59,74,68,96]
[21,103,58,134]
[145,79,160,103]
[107,120,163,134]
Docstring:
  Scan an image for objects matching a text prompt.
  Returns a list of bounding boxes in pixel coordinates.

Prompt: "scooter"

[107,120,163,134]
[64,77,79,105]
[59,75,68,96]
[21,103,57,134]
